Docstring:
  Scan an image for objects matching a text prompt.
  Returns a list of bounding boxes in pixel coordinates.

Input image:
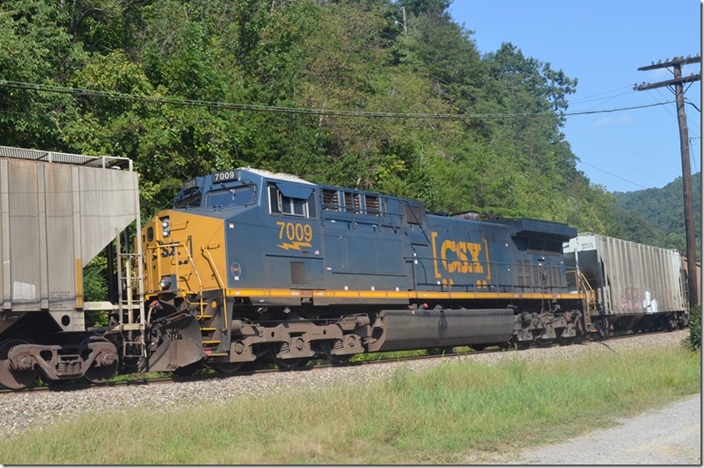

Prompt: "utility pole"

[400,6,408,34]
[635,55,701,307]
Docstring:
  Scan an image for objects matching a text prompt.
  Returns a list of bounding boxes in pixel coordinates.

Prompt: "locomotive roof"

[238,167,316,186]
[491,217,577,240]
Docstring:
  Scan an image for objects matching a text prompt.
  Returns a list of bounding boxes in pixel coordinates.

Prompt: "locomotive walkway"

[511,393,701,464]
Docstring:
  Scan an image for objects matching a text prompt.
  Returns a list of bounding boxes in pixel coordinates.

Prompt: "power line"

[568,122,680,171]
[0,80,673,121]
[571,88,635,112]
[568,85,633,104]
[577,160,648,190]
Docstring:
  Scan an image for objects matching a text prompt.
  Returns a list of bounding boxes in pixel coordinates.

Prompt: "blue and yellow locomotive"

[142,168,587,373]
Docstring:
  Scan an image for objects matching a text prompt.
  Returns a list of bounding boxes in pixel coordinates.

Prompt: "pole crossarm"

[634,73,701,91]
[638,55,701,71]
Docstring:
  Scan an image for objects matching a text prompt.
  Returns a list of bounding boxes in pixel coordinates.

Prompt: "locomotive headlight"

[159,275,172,290]
[161,217,171,237]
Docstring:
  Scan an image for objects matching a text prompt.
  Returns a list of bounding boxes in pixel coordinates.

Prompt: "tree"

[0,1,85,148]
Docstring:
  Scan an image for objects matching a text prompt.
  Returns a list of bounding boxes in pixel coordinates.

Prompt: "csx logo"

[431,232,487,279]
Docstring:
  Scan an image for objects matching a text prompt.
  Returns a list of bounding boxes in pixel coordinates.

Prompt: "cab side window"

[269,184,316,218]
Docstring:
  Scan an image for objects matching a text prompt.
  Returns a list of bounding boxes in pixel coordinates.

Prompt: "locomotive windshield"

[175,193,202,208]
[205,185,256,208]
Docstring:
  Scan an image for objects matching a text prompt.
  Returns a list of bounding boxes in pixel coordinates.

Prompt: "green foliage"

[83,256,107,303]
[0,0,618,234]
[0,1,85,148]
[686,305,701,351]
[613,173,701,251]
[83,255,109,327]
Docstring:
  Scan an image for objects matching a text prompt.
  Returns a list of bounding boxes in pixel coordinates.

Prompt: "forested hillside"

[613,173,701,252]
[0,0,617,232]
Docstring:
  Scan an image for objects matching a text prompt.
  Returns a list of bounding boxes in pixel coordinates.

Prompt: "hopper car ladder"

[115,229,147,358]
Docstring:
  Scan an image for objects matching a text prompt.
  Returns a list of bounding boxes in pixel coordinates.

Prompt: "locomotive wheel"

[327,354,351,366]
[271,356,310,370]
[320,341,352,366]
[214,361,259,374]
[266,342,311,370]
[214,362,242,374]
[82,338,119,384]
[534,338,552,348]
[214,361,247,374]
[267,348,310,370]
[0,340,37,390]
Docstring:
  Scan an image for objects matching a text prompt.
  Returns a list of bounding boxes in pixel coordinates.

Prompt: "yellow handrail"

[202,247,228,333]
[568,268,596,327]
[147,241,205,316]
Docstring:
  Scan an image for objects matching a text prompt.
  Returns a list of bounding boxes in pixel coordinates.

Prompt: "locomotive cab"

[142,170,262,298]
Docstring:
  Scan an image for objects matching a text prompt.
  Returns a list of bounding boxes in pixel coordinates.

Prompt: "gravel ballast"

[0,329,696,452]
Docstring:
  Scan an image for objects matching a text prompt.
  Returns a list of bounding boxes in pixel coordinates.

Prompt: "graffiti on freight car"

[620,286,641,312]
[643,290,659,313]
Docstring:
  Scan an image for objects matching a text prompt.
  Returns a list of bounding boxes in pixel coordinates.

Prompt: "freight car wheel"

[0,340,37,390]
[82,338,119,384]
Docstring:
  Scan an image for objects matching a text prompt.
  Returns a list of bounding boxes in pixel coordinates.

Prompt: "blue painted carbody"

[170,168,577,298]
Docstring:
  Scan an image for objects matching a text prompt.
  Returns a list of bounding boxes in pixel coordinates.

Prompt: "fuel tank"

[376,308,514,351]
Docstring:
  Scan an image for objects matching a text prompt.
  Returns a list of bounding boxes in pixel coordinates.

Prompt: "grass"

[0,344,699,464]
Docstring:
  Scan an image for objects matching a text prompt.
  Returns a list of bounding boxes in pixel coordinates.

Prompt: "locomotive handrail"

[407,253,579,295]
[322,208,404,232]
[147,240,205,306]
[201,247,228,333]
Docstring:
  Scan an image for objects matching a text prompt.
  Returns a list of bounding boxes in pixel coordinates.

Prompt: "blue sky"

[448,0,701,193]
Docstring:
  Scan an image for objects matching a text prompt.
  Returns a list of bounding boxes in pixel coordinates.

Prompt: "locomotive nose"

[142,210,228,298]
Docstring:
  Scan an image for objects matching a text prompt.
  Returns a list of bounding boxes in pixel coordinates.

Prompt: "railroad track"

[0,329,679,395]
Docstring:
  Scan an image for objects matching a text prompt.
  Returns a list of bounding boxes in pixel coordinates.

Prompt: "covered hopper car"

[564,234,691,335]
[0,148,692,388]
